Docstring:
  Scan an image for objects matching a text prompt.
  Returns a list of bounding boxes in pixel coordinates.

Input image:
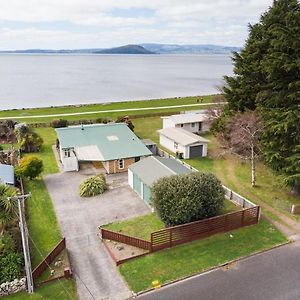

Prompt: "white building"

[161,112,211,134]
[157,127,209,159]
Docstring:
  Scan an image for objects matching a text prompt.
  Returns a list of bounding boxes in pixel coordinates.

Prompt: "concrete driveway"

[44,171,151,300]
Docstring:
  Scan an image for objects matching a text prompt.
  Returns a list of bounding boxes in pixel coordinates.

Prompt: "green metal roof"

[129,156,194,186]
[56,123,152,161]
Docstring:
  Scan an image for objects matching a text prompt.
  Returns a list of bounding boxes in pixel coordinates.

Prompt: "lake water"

[0,54,233,110]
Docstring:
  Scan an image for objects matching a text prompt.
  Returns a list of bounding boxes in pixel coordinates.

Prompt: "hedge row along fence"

[101,206,260,265]
[23,111,181,127]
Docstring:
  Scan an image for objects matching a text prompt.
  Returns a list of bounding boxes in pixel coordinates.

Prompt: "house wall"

[162,118,175,129]
[128,169,133,188]
[106,157,136,174]
[60,146,79,172]
[175,121,210,134]
[159,135,189,158]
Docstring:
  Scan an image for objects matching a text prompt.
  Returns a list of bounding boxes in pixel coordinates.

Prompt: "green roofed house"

[128,156,194,206]
[56,123,152,173]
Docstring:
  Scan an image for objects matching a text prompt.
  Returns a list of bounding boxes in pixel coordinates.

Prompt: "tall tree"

[223,0,300,194]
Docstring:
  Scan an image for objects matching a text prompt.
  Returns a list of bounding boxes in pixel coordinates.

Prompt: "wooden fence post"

[241,210,245,226]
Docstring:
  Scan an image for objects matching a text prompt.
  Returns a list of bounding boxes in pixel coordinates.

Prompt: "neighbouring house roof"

[162,112,209,125]
[158,127,210,146]
[0,163,15,185]
[129,156,194,186]
[56,123,152,161]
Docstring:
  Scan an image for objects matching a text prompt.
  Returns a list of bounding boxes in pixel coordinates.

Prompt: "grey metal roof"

[129,156,193,186]
[142,139,156,146]
[158,127,210,146]
[56,123,152,161]
[0,164,15,185]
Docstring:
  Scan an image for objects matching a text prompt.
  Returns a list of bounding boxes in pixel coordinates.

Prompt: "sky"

[0,0,273,50]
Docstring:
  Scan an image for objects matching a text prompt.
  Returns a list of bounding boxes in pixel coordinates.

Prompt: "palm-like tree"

[0,183,18,236]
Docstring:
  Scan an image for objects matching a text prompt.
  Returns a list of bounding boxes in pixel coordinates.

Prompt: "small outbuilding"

[0,163,15,186]
[161,111,211,134]
[158,127,209,159]
[56,123,152,173]
[128,156,194,206]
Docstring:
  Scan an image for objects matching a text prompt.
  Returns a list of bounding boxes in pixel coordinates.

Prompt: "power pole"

[9,191,34,293]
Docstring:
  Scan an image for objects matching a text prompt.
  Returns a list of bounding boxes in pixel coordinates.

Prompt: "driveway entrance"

[45,171,150,300]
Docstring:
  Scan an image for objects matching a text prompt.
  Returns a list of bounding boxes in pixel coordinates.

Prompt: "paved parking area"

[44,171,151,300]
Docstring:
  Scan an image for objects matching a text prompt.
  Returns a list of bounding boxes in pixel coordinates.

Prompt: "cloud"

[0,0,273,49]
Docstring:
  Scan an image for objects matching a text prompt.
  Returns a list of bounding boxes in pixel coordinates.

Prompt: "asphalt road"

[137,241,300,300]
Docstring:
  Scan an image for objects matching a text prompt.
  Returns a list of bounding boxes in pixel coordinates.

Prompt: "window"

[180,124,184,128]
[199,122,202,131]
[191,123,195,128]
[174,142,178,149]
[135,157,140,162]
[118,159,124,169]
[64,149,70,158]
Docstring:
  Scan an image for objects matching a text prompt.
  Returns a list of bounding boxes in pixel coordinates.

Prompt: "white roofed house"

[161,110,211,134]
[157,128,209,159]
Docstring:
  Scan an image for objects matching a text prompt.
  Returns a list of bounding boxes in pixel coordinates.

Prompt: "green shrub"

[0,252,23,283]
[51,119,68,128]
[0,232,23,284]
[16,156,43,179]
[79,174,107,197]
[152,172,224,226]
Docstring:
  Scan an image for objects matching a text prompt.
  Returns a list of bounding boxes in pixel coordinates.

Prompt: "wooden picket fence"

[101,206,260,255]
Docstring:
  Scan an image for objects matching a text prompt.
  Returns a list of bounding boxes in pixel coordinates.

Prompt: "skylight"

[107,135,119,141]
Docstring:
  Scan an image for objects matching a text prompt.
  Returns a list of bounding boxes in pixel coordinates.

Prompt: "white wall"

[128,169,133,188]
[175,121,210,133]
[159,134,189,159]
[60,147,79,172]
[162,118,175,129]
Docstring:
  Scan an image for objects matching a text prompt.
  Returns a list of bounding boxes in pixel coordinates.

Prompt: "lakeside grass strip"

[0,102,226,120]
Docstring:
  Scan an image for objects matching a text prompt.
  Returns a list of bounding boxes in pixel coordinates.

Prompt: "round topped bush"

[151,172,224,226]
[79,174,107,197]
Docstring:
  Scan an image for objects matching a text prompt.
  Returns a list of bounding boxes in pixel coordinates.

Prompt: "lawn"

[130,116,300,224]
[104,200,241,241]
[119,219,287,292]
[3,279,77,300]
[0,95,216,123]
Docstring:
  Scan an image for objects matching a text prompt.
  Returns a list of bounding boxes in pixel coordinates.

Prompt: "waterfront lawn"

[119,219,287,293]
[3,279,78,300]
[0,95,215,123]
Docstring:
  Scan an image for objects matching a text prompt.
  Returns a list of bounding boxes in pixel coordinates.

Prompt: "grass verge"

[119,219,287,293]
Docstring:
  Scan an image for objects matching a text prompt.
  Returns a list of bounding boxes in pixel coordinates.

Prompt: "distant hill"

[94,44,155,54]
[0,43,240,54]
[141,43,240,54]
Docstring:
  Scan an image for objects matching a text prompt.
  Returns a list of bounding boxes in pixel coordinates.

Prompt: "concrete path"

[2,102,226,119]
[138,241,300,300]
[44,171,151,300]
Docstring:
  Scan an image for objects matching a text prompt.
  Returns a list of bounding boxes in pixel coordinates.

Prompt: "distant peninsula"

[94,44,155,54]
[0,43,240,54]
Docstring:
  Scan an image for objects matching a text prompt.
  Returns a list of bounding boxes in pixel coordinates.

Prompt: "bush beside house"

[152,172,224,226]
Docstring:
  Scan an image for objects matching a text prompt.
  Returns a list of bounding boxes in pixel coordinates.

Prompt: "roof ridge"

[153,156,177,175]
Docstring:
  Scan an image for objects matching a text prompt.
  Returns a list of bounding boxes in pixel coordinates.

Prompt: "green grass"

[134,117,162,145]
[104,201,240,241]
[25,127,59,175]
[119,219,287,292]
[0,95,215,123]
[104,213,164,240]
[3,279,77,300]
[26,179,61,267]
